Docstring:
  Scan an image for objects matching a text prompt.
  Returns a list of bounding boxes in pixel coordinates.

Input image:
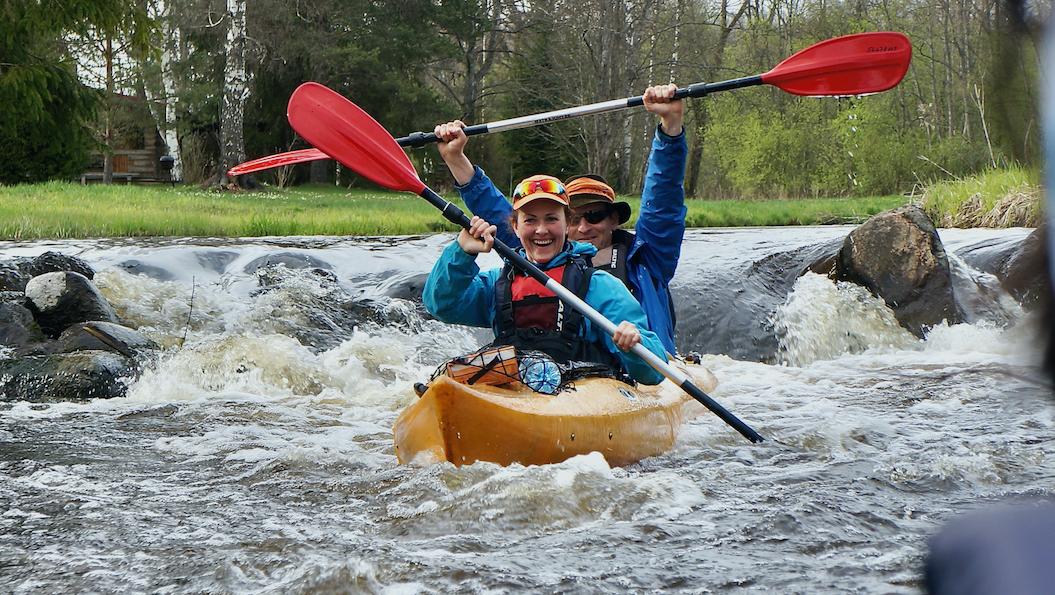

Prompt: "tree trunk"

[220,0,248,184]
[160,0,183,181]
[685,0,748,197]
[103,35,114,185]
[309,159,331,184]
[141,0,184,183]
[684,101,708,196]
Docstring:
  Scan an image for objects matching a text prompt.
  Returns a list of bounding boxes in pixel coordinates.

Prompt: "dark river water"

[0,226,1049,593]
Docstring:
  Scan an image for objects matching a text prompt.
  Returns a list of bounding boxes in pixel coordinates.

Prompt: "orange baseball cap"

[511,175,570,210]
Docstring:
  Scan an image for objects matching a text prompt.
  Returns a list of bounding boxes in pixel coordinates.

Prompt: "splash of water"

[773,273,919,366]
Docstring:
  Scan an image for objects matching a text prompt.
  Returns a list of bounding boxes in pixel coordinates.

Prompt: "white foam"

[774,273,918,366]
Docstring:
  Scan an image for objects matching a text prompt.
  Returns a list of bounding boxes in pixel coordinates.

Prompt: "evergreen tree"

[0,0,151,184]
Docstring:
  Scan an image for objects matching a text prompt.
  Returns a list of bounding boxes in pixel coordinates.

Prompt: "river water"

[0,226,1049,593]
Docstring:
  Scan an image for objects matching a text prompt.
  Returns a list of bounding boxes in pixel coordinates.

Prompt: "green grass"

[0,182,468,238]
[920,166,1041,225]
[0,181,910,239]
[680,195,907,227]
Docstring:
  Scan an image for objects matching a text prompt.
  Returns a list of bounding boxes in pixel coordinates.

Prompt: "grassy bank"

[0,182,463,238]
[0,181,909,239]
[921,166,1042,227]
[682,196,906,227]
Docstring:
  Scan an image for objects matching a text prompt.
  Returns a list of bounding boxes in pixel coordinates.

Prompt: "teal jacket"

[454,126,687,354]
[423,240,667,385]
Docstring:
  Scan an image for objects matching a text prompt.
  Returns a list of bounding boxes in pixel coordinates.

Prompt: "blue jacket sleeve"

[422,241,498,328]
[584,271,667,385]
[633,125,688,283]
[457,166,520,248]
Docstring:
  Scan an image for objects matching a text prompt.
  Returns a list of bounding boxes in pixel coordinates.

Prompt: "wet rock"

[195,250,238,274]
[20,251,95,280]
[955,235,1025,276]
[250,264,424,351]
[0,263,26,292]
[954,227,1048,310]
[947,259,1020,326]
[834,206,961,337]
[24,272,119,338]
[117,259,176,281]
[256,265,338,290]
[57,321,160,362]
[0,350,135,402]
[1000,226,1049,310]
[379,271,430,303]
[243,252,333,274]
[0,292,46,350]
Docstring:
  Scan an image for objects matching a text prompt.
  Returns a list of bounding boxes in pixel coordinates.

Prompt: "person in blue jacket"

[432,83,688,356]
[423,174,668,385]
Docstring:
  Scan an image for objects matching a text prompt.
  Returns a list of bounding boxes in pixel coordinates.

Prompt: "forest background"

[0,0,1044,203]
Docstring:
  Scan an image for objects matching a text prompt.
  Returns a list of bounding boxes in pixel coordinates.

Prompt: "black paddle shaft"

[419,186,765,444]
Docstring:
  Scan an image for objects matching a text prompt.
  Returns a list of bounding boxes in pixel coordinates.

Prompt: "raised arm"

[434,121,519,248]
[635,84,688,283]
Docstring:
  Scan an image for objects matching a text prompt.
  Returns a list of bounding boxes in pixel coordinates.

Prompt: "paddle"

[228,31,911,177]
[287,82,765,443]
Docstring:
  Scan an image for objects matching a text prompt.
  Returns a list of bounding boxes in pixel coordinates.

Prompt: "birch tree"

[220,0,248,183]
[142,0,184,182]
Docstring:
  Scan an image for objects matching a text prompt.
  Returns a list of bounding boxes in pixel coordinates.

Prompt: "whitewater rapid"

[0,227,1048,593]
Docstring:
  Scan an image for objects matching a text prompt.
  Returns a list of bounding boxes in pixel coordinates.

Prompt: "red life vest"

[509,265,565,330]
[493,254,620,369]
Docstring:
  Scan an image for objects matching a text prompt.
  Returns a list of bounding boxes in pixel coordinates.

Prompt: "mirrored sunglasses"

[513,178,566,201]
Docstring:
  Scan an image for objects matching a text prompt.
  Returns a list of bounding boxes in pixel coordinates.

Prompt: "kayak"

[393,363,717,467]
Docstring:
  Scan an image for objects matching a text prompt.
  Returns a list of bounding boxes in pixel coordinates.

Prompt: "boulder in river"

[24,272,119,338]
[0,252,96,292]
[243,252,333,275]
[0,263,26,292]
[954,225,1048,312]
[57,321,160,362]
[20,251,95,281]
[0,291,47,352]
[833,205,962,337]
[117,259,177,281]
[0,350,136,402]
[999,226,1049,310]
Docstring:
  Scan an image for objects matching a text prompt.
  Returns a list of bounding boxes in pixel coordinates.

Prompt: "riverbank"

[1,168,1041,240]
[0,181,907,239]
[921,166,1041,228]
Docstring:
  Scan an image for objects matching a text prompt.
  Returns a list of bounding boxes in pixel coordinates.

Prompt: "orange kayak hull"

[394,367,717,467]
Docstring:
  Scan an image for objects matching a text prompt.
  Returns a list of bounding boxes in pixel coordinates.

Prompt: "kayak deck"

[393,365,717,467]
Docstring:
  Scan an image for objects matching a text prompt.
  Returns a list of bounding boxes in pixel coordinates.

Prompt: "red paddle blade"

[762,32,911,96]
[287,82,425,194]
[227,148,329,176]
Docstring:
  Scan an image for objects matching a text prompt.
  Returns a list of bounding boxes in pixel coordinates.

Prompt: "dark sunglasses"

[571,208,612,225]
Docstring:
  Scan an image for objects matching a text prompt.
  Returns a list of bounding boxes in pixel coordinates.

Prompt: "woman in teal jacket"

[423,175,668,385]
